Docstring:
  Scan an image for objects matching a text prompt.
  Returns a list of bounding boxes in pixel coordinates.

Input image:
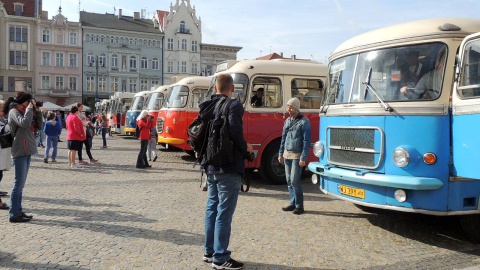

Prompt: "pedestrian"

[43,111,62,163]
[0,99,12,210]
[201,74,253,269]
[147,118,158,162]
[278,97,311,215]
[100,114,108,148]
[66,106,86,168]
[4,92,37,222]
[36,107,46,148]
[76,103,98,163]
[109,116,114,136]
[135,110,154,168]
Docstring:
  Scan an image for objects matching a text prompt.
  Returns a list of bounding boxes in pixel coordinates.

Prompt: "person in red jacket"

[66,106,86,168]
[136,110,154,168]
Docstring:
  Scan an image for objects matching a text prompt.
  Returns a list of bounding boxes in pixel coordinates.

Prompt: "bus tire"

[259,140,286,185]
[459,215,480,243]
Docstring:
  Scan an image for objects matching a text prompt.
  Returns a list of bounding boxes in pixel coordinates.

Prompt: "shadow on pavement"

[0,251,90,270]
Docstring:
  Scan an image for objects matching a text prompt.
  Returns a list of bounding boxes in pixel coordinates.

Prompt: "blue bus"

[124,91,152,136]
[308,18,480,241]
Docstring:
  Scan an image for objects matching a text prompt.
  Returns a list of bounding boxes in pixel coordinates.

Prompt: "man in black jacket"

[201,74,252,270]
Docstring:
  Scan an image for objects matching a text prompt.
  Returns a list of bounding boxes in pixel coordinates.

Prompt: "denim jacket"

[278,114,311,161]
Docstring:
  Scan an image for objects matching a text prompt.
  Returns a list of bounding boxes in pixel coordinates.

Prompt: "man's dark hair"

[257,88,264,92]
[70,106,78,113]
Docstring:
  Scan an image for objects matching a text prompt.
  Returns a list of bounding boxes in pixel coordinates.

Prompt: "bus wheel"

[259,140,285,185]
[459,215,480,243]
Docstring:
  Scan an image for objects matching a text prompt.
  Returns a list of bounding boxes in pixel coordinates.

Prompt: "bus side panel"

[452,114,480,179]
[159,110,191,150]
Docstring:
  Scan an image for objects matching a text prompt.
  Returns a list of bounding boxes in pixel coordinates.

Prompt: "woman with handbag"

[0,99,12,210]
[3,92,37,222]
[135,110,154,168]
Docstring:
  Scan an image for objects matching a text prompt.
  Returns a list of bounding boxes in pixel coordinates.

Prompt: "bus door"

[246,76,286,163]
[452,32,480,179]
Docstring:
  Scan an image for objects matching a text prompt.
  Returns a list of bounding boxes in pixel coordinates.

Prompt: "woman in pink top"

[66,106,86,168]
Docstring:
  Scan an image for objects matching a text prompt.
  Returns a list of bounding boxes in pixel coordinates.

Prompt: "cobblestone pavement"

[1,133,480,270]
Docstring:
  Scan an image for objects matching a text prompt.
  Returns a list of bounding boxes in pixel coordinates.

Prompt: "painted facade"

[34,8,82,106]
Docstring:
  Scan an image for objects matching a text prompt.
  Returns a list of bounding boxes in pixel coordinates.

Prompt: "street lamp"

[90,56,104,102]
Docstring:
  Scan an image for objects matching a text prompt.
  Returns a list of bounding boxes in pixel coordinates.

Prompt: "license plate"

[338,185,365,199]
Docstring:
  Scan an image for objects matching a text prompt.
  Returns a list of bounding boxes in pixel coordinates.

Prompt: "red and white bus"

[147,85,171,132]
[107,92,135,134]
[213,59,328,184]
[156,76,213,151]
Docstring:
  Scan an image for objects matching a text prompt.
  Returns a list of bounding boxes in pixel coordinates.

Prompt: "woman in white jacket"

[0,99,12,210]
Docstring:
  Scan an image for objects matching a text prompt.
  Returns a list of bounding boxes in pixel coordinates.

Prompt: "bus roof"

[133,90,152,97]
[150,85,170,93]
[332,17,480,59]
[219,59,327,77]
[170,76,213,87]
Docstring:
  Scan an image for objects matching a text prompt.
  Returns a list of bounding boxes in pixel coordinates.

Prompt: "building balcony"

[49,88,71,97]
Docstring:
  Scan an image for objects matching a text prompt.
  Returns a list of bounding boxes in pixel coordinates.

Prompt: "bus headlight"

[313,141,324,157]
[393,147,410,167]
[394,189,407,202]
[165,126,171,134]
[311,174,319,185]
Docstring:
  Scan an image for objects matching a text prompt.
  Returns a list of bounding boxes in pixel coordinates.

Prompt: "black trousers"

[136,140,149,168]
[78,138,93,160]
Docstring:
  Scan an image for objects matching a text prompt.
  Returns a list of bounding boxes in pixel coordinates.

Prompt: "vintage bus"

[156,76,212,150]
[213,59,327,184]
[307,18,480,241]
[107,92,134,134]
[124,91,153,136]
[147,85,171,131]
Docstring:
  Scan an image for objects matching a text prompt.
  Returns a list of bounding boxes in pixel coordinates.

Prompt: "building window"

[56,53,64,66]
[140,79,148,91]
[9,26,28,42]
[167,38,173,50]
[69,77,77,90]
[42,52,50,66]
[115,37,119,44]
[14,4,23,16]
[141,57,148,69]
[86,76,95,92]
[130,56,137,69]
[129,79,137,92]
[87,53,94,65]
[42,76,50,89]
[192,41,198,52]
[69,54,77,67]
[152,80,159,86]
[9,51,27,66]
[181,39,187,50]
[99,77,106,92]
[111,77,118,92]
[181,61,187,73]
[42,29,50,43]
[167,61,173,73]
[192,63,198,75]
[55,76,64,89]
[152,58,159,70]
[100,35,104,43]
[99,53,106,67]
[69,32,77,45]
[111,54,118,68]
[180,21,185,33]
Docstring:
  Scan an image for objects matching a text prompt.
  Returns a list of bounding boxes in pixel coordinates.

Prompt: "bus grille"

[156,117,164,133]
[327,127,383,169]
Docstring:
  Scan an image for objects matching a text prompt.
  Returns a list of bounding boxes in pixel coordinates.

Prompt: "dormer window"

[14,3,24,16]
[180,21,186,33]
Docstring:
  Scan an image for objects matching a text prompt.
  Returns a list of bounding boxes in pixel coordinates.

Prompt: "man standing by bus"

[201,74,253,270]
[278,97,311,215]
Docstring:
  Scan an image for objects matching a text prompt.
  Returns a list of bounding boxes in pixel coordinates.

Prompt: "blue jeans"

[284,159,304,208]
[9,155,31,218]
[204,173,242,263]
[45,135,59,159]
[101,128,107,147]
[37,129,45,146]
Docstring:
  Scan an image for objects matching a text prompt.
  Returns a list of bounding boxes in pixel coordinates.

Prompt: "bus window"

[459,39,480,98]
[190,88,208,109]
[291,79,325,109]
[251,77,282,108]
[167,85,189,108]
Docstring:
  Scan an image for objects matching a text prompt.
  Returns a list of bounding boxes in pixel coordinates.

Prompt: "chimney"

[41,11,48,19]
[134,12,140,20]
[118,9,122,18]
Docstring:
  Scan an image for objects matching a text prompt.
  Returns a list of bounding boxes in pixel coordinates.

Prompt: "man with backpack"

[201,74,252,270]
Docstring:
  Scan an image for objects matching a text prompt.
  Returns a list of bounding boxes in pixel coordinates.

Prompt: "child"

[43,111,63,163]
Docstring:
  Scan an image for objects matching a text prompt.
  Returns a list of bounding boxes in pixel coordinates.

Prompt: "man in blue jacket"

[201,74,252,270]
[278,97,311,215]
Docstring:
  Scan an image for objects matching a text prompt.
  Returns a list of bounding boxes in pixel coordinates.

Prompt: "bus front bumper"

[158,136,185,145]
[124,127,136,133]
[308,162,443,190]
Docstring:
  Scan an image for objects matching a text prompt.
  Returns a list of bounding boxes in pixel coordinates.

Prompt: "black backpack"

[205,98,233,166]
[187,97,226,161]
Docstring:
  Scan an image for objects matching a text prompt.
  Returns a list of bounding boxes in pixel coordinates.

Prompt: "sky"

[44,0,480,63]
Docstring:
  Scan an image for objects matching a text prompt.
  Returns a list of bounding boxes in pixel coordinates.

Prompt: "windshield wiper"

[362,67,393,112]
[320,71,342,114]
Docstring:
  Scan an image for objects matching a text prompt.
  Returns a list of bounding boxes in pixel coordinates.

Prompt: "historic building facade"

[80,10,164,107]
[34,8,83,106]
[0,0,41,99]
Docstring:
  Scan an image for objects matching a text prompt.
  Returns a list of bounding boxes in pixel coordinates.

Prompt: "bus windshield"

[131,96,144,111]
[167,85,189,108]
[327,43,447,104]
[148,92,166,110]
